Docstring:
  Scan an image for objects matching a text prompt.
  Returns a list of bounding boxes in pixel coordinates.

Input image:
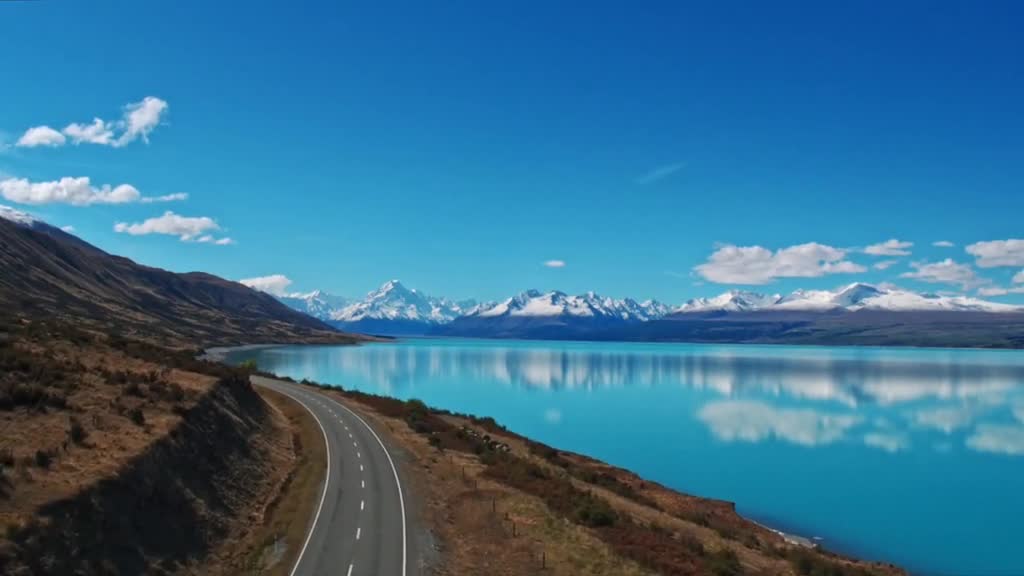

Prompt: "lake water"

[224,339,1024,576]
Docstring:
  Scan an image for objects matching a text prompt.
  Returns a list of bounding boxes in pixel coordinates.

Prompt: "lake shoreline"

[205,343,852,563]
[211,338,1024,575]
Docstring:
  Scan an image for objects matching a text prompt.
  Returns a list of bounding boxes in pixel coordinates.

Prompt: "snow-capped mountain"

[678,283,1022,314]
[439,290,671,339]
[331,280,474,324]
[469,290,669,321]
[270,279,1022,342]
[678,290,782,313]
[278,290,350,320]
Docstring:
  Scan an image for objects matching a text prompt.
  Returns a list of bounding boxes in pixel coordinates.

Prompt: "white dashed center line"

[361,500,365,511]
[347,564,354,576]
[356,527,361,540]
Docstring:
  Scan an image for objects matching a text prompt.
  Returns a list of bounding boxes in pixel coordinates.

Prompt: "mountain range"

[0,206,357,346]
[676,283,1021,314]
[274,279,1024,346]
[3,204,1022,348]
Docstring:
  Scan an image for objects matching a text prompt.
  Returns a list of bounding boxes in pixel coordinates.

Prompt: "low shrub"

[0,448,13,468]
[129,408,145,426]
[34,449,53,469]
[68,417,88,444]
[707,548,743,576]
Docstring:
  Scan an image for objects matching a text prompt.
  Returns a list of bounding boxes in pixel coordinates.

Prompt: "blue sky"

[2,1,1023,303]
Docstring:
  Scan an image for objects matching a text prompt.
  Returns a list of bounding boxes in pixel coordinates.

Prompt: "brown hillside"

[0,216,361,346]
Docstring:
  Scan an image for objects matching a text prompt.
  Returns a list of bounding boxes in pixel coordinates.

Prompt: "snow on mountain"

[0,205,39,227]
[679,283,1022,314]
[278,290,350,320]
[330,280,474,324]
[469,290,669,321]
[677,290,782,313]
[853,290,1022,313]
[277,280,1022,330]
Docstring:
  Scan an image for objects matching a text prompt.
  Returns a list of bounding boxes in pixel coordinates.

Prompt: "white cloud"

[15,96,168,149]
[864,239,913,256]
[697,400,861,446]
[63,118,115,145]
[193,234,235,245]
[694,242,865,285]
[16,126,66,148]
[2,176,139,205]
[636,162,685,185]
[966,239,1024,268]
[864,432,910,453]
[873,260,898,271]
[140,192,188,203]
[966,424,1024,456]
[114,211,230,244]
[1014,270,1024,284]
[933,240,954,248]
[543,259,566,268]
[116,96,168,146]
[977,286,1024,297]
[239,274,293,296]
[900,259,982,289]
[60,225,75,233]
[0,176,185,206]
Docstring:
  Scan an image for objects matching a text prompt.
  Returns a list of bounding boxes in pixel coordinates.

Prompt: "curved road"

[253,376,415,576]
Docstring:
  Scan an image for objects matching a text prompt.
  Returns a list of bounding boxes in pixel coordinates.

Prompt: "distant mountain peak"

[678,290,781,313]
[679,283,1021,314]
[469,289,668,321]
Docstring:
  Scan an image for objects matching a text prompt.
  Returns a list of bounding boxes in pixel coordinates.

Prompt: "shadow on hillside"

[1,376,268,575]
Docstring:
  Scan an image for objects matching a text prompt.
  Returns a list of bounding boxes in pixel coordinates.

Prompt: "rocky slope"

[0,207,358,347]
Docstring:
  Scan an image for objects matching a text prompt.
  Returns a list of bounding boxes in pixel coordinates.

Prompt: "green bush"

[34,449,52,469]
[69,417,88,444]
[129,408,145,426]
[575,498,618,527]
[0,448,13,468]
[707,548,743,576]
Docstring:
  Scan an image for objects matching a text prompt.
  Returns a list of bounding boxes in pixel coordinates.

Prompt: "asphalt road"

[252,376,413,576]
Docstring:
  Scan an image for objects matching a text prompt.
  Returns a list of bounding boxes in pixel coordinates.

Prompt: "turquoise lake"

[224,339,1024,576]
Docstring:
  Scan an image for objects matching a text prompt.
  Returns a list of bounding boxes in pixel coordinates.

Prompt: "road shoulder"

[241,385,328,576]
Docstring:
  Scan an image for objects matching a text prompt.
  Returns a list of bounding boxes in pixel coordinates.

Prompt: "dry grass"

[314,387,658,576]
[0,338,216,532]
[0,321,311,576]
[294,383,905,576]
[235,386,328,576]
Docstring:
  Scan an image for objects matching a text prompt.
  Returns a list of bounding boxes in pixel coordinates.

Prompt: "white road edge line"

[320,392,409,576]
[266,383,331,576]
